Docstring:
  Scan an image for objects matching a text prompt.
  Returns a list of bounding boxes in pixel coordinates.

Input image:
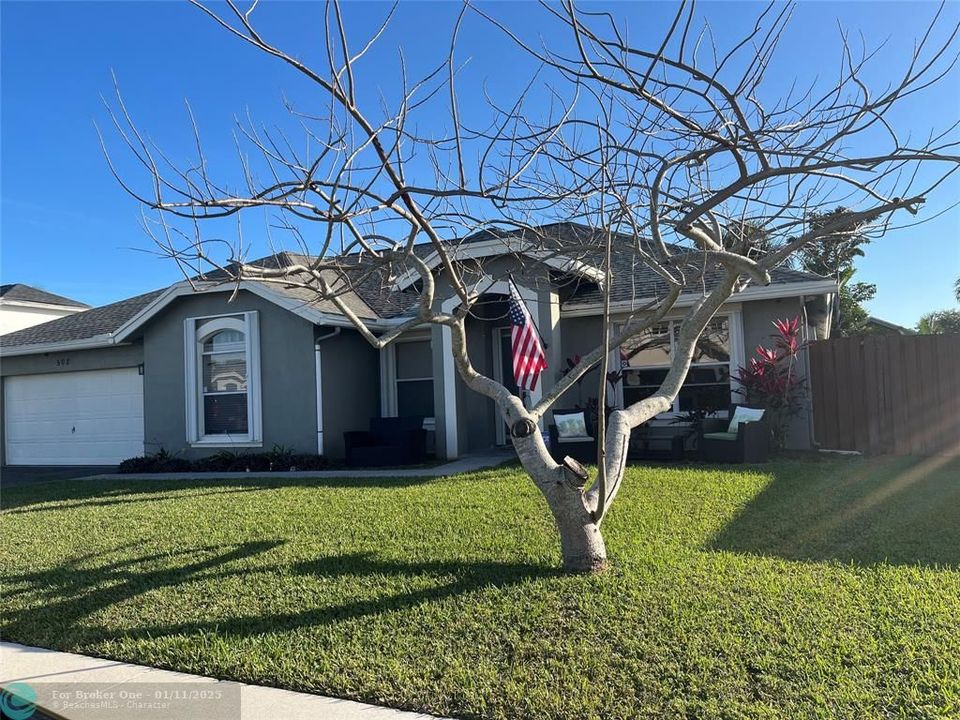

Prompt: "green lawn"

[2,456,959,719]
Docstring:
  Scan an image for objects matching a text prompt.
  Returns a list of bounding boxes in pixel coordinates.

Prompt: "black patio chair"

[344,416,428,467]
[698,404,770,463]
[547,409,598,464]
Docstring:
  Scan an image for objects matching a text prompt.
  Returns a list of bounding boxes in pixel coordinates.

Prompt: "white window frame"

[184,311,262,447]
[613,310,744,420]
[380,333,435,431]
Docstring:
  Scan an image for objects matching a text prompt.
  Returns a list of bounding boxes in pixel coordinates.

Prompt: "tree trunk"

[512,426,608,572]
[546,486,608,572]
[448,320,610,572]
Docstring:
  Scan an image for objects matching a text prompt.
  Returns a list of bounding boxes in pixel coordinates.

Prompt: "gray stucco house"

[0,223,837,467]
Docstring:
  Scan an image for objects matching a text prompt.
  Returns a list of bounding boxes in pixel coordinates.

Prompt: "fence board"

[939,335,960,455]
[861,336,881,453]
[904,337,923,454]
[888,335,908,456]
[918,336,940,454]
[851,339,871,453]
[819,340,840,448]
[810,333,960,456]
[876,336,895,452]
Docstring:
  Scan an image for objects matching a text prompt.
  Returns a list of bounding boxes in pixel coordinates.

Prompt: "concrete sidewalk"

[1,642,450,720]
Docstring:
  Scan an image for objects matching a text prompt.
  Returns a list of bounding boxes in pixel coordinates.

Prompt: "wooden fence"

[809,334,960,456]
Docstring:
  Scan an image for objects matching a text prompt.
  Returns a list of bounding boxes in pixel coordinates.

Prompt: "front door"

[492,327,520,445]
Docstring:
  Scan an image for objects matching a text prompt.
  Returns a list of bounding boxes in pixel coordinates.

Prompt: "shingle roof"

[560,243,825,309]
[0,222,830,351]
[0,283,90,308]
[0,289,164,348]
[387,220,828,310]
[467,220,825,300]
[199,251,417,320]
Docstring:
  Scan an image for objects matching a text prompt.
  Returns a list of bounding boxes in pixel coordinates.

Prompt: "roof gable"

[0,283,90,308]
[112,280,392,344]
[391,230,606,290]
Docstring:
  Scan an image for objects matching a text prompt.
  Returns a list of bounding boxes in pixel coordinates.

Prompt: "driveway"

[1,466,116,487]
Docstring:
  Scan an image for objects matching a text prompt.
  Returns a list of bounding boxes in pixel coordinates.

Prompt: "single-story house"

[863,316,915,336]
[0,284,89,336]
[0,222,837,467]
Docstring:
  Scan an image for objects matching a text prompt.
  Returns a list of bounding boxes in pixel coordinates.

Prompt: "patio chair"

[698,404,770,463]
[547,409,598,463]
[344,416,428,467]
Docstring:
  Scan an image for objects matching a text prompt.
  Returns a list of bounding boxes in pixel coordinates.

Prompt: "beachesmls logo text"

[0,682,37,720]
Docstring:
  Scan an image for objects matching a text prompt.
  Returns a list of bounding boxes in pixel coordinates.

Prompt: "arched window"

[184,312,261,444]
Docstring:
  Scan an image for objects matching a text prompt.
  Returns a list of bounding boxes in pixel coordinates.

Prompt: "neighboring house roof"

[0,283,90,309]
[865,316,915,335]
[0,222,837,355]
[0,289,164,350]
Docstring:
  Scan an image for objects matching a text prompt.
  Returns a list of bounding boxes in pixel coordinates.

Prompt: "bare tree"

[103,0,960,571]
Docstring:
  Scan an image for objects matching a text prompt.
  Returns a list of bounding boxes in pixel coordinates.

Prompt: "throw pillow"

[728,406,765,434]
[555,411,589,438]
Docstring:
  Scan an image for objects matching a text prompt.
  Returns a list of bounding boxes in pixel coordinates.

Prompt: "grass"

[2,455,959,719]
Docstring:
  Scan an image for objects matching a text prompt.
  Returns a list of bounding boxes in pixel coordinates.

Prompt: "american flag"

[508,279,548,392]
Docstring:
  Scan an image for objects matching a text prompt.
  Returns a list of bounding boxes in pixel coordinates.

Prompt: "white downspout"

[314,327,341,455]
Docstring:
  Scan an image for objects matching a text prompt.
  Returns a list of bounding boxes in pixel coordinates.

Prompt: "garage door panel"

[6,420,137,438]
[4,369,145,465]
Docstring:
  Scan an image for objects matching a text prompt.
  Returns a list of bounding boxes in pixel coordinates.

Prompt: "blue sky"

[2,1,958,326]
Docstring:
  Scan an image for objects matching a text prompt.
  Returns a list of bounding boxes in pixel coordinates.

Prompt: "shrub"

[241,453,274,473]
[734,316,807,449]
[156,457,194,473]
[117,448,192,474]
[191,451,237,473]
[117,455,159,474]
[268,444,296,468]
[286,453,329,471]
[117,449,328,474]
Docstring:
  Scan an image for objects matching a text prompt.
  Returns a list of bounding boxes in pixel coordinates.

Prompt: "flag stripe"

[517,327,534,380]
[516,331,534,381]
[507,280,547,393]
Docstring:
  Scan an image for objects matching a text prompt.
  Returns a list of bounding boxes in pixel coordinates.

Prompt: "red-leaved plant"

[734,316,807,449]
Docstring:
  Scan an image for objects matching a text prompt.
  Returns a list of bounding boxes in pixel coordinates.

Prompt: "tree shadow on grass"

[1,540,286,644]
[121,553,561,641]
[2,541,560,648]
[709,454,960,568]
[1,474,439,515]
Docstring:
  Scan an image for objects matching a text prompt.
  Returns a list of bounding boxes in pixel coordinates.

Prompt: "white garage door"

[4,368,144,465]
